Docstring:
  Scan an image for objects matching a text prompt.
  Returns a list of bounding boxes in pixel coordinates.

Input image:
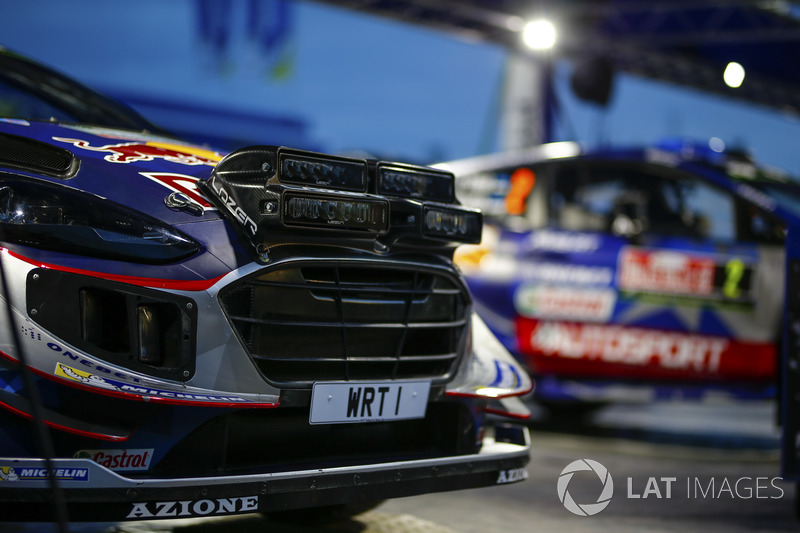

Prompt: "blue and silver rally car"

[437,140,799,407]
[0,48,531,522]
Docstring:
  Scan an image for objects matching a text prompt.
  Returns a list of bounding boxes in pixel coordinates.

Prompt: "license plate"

[310,381,430,424]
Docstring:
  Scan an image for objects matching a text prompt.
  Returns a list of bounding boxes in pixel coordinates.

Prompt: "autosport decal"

[0,465,89,482]
[517,318,775,381]
[127,496,259,519]
[515,285,616,322]
[52,137,221,166]
[140,172,215,210]
[618,248,753,301]
[54,363,257,405]
[73,449,154,472]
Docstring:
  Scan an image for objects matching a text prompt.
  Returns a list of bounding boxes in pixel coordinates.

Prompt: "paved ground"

[4,399,796,533]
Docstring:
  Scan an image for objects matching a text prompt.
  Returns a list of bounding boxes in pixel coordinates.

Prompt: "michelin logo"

[0,466,89,482]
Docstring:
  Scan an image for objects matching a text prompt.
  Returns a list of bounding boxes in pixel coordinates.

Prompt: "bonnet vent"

[0,132,79,179]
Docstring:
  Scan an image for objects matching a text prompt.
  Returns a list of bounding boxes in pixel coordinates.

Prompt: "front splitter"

[0,427,530,522]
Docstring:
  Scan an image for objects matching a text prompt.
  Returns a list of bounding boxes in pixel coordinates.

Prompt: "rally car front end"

[0,139,531,522]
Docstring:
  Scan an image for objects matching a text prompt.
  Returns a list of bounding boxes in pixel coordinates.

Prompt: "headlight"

[0,178,199,263]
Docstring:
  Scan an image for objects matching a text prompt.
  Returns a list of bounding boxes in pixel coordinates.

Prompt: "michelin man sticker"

[0,467,19,481]
[56,363,120,391]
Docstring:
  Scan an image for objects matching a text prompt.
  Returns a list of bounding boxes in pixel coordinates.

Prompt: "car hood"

[0,119,225,226]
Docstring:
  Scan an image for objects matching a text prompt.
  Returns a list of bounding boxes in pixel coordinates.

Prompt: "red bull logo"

[140,172,214,210]
[53,137,221,166]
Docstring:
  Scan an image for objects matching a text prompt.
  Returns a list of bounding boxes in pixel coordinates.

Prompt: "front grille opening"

[137,302,183,367]
[152,401,479,477]
[28,269,197,381]
[80,287,130,353]
[219,263,470,387]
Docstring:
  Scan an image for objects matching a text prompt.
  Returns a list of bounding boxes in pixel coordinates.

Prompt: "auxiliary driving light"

[423,205,482,243]
[279,149,367,192]
[283,192,389,233]
[377,163,455,202]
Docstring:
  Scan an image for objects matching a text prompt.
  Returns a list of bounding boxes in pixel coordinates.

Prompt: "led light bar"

[377,163,455,202]
[283,192,389,233]
[423,205,482,243]
[278,149,367,192]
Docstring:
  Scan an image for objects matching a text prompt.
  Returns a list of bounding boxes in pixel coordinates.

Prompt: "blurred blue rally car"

[437,140,797,406]
[0,48,532,522]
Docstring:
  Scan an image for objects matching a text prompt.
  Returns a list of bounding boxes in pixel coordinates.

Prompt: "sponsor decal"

[207,174,258,235]
[54,363,254,404]
[619,249,715,296]
[517,319,776,380]
[619,248,754,302]
[497,468,529,484]
[489,359,524,389]
[44,339,145,383]
[0,466,89,482]
[56,362,120,391]
[127,496,259,519]
[139,172,214,210]
[515,285,615,322]
[74,449,154,472]
[520,263,613,286]
[52,137,220,166]
[529,230,600,253]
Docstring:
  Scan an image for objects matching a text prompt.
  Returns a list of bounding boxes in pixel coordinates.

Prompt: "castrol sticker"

[515,285,615,322]
[74,449,154,472]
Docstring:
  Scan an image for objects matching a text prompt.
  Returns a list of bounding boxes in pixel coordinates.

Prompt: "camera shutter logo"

[557,459,614,516]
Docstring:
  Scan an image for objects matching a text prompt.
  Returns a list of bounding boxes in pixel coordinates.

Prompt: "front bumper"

[0,425,529,522]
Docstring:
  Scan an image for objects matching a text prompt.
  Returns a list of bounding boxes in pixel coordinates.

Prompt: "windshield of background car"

[0,49,159,131]
[456,159,785,246]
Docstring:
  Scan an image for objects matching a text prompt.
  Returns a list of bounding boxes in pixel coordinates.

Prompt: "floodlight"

[522,19,556,50]
[724,62,745,88]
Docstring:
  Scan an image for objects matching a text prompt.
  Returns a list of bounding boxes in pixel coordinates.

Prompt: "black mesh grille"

[153,401,479,477]
[219,262,469,387]
[0,132,78,178]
